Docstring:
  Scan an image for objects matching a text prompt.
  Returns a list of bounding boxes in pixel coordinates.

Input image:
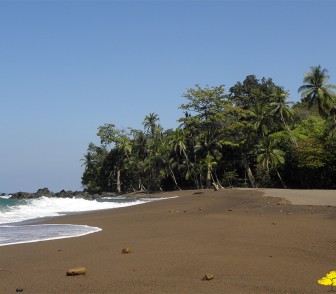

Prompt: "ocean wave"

[0,224,102,247]
[0,196,152,225]
[0,195,12,199]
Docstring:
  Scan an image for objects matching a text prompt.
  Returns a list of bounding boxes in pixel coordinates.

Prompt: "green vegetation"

[82,66,336,193]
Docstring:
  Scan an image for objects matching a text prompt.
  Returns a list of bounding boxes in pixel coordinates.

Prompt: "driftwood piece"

[66,267,87,276]
[202,273,214,281]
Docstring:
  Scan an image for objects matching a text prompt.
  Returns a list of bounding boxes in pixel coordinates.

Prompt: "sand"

[0,188,336,293]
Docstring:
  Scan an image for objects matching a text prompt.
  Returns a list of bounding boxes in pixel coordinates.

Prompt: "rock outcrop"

[9,188,115,200]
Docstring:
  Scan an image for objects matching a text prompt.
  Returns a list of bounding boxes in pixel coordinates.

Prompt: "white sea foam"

[0,224,102,246]
[0,195,12,199]
[0,196,151,225]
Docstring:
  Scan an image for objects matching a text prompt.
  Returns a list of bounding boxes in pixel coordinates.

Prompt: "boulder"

[33,188,53,198]
[10,192,31,199]
[10,188,99,200]
[66,267,87,276]
[55,190,70,198]
[10,188,54,199]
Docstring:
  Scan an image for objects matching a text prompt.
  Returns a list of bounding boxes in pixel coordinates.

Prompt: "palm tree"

[257,136,286,188]
[169,128,197,187]
[130,131,148,191]
[143,113,160,137]
[170,129,188,160]
[270,87,297,146]
[158,136,182,191]
[298,65,336,118]
[81,143,97,170]
[201,154,217,189]
[249,102,268,137]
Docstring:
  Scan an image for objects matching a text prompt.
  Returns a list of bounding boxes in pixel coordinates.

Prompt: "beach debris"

[228,209,232,212]
[66,267,87,276]
[121,248,132,254]
[202,273,214,281]
[193,192,204,195]
[16,288,23,292]
[287,212,291,215]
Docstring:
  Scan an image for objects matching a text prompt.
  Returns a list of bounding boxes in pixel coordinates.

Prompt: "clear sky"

[0,0,335,193]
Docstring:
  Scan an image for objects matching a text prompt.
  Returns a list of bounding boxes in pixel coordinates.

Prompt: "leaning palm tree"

[257,136,286,188]
[298,65,336,118]
[201,154,217,189]
[169,128,198,187]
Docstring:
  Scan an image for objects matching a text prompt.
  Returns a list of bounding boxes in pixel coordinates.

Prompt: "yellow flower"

[318,277,333,286]
[327,271,336,279]
[318,271,336,287]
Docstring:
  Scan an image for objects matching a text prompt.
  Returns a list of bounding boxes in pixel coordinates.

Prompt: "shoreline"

[0,224,102,247]
[0,195,178,247]
[1,188,335,293]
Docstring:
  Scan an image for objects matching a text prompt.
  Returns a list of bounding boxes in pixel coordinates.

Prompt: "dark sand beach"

[1,188,336,293]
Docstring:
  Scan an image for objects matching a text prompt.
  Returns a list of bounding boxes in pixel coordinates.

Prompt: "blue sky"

[0,0,335,193]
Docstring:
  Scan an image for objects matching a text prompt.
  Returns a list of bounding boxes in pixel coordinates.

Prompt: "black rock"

[9,188,98,200]
[10,188,54,199]
[55,190,69,198]
[54,190,93,199]
[10,192,31,199]
[33,188,53,198]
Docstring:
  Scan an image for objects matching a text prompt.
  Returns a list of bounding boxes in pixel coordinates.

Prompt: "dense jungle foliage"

[82,65,336,193]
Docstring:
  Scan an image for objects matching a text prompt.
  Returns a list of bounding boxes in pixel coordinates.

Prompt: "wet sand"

[0,188,335,293]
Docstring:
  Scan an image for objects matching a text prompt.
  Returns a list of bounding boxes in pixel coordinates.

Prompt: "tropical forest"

[81,66,336,193]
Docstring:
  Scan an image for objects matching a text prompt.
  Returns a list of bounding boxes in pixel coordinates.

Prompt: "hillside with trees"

[82,66,336,193]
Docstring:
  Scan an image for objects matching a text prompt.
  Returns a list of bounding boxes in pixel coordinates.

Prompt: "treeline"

[82,65,336,193]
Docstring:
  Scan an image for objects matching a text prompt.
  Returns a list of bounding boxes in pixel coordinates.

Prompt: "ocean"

[0,194,161,246]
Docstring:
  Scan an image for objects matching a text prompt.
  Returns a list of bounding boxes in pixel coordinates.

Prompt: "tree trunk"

[243,154,256,188]
[168,166,182,191]
[276,168,286,188]
[116,170,121,193]
[183,149,199,189]
[214,172,224,189]
[210,171,219,190]
[206,166,211,188]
